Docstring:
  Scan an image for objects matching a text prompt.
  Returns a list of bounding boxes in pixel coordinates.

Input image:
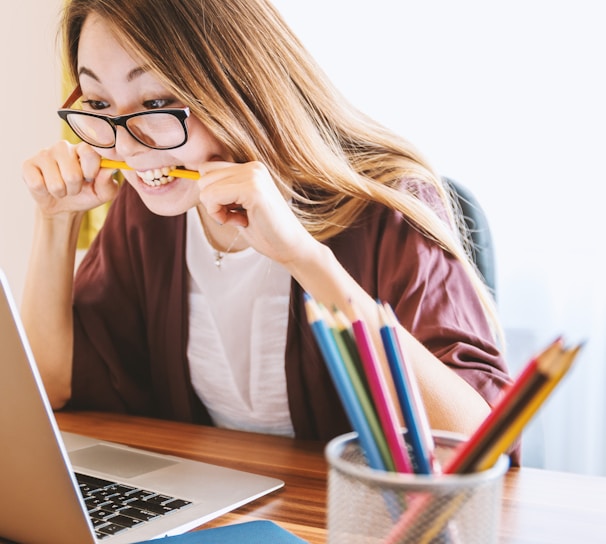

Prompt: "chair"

[442,177,496,298]
[443,179,549,468]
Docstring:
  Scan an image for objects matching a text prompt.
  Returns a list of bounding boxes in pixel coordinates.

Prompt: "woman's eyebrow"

[77,66,100,82]
[126,66,148,82]
[76,65,149,83]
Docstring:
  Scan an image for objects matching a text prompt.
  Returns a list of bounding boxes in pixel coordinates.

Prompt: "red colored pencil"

[384,338,580,544]
[443,337,563,474]
[474,342,582,471]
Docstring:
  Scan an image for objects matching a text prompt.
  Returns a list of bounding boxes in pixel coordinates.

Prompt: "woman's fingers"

[196,160,314,265]
[22,140,115,214]
[198,161,280,220]
[94,169,120,202]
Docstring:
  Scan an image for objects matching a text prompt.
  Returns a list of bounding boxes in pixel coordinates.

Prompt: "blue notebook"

[137,520,308,543]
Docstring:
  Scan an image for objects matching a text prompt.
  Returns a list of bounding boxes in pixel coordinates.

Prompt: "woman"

[22,0,516,458]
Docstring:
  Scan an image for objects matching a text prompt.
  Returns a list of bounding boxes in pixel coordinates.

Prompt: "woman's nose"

[113,125,147,156]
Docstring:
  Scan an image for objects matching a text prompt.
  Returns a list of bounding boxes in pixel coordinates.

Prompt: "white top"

[185,208,294,436]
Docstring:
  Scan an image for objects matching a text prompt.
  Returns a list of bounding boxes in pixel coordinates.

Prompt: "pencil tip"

[376,302,388,323]
[570,341,586,357]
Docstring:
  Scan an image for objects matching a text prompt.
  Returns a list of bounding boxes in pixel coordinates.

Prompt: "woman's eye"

[81,99,109,111]
[144,98,175,109]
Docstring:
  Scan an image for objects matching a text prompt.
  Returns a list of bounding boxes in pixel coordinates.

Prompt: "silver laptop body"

[0,270,283,544]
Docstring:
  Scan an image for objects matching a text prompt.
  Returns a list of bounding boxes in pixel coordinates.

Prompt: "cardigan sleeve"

[326,202,511,408]
[68,185,154,414]
[66,183,210,424]
[378,212,521,464]
[379,214,510,408]
[308,199,521,464]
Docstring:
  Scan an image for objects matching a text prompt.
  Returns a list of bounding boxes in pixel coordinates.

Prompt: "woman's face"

[77,13,230,216]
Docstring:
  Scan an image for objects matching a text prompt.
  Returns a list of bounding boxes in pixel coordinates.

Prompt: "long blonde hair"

[62,0,502,342]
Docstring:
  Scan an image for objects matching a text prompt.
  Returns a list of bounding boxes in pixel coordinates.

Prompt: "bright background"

[2,1,605,475]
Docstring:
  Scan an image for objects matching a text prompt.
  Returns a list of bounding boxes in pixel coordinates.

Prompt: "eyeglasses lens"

[126,114,186,149]
[66,113,115,148]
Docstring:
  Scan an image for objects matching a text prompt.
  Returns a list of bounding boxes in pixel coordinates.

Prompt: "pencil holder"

[325,431,509,544]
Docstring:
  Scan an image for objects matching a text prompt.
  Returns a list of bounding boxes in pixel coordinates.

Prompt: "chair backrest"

[442,177,496,298]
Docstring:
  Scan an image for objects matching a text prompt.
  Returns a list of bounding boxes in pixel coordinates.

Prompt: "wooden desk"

[56,411,606,543]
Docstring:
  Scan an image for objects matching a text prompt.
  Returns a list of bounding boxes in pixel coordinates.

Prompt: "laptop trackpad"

[69,444,177,478]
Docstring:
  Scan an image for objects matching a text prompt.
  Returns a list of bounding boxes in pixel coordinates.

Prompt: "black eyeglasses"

[57,85,190,150]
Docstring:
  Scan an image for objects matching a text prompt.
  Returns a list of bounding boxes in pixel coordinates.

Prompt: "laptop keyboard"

[76,472,192,539]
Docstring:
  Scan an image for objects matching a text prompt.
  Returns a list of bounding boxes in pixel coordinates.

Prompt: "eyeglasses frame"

[57,84,191,150]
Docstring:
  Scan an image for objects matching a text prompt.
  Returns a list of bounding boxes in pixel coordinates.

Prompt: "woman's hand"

[22,140,119,216]
[197,160,318,266]
[21,139,119,409]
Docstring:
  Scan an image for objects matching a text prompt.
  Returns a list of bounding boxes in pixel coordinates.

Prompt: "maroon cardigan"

[68,182,518,461]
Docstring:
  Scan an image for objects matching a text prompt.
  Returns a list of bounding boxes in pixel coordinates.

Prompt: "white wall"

[2,0,605,475]
[271,0,606,475]
[0,0,64,301]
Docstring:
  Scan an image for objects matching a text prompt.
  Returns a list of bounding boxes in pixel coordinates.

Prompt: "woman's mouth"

[136,166,177,187]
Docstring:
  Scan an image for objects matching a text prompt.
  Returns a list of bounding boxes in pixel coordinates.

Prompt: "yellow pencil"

[384,340,582,544]
[475,343,582,472]
[100,158,200,180]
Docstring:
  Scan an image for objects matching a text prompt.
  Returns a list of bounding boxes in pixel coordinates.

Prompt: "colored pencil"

[100,158,200,180]
[349,303,413,474]
[385,338,581,544]
[475,342,582,471]
[325,308,395,471]
[443,337,564,474]
[378,303,432,474]
[380,303,460,541]
[332,308,371,398]
[307,298,404,523]
[384,304,439,473]
[303,294,386,471]
[382,490,466,544]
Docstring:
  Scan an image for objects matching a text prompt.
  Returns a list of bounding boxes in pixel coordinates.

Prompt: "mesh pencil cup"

[325,431,509,544]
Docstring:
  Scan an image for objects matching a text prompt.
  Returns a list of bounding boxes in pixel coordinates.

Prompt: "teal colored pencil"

[303,294,386,471]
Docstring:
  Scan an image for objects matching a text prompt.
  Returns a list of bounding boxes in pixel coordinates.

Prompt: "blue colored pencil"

[378,303,432,474]
[303,294,386,471]
[384,303,438,473]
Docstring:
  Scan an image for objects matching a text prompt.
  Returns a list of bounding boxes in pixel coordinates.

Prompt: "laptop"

[0,269,284,544]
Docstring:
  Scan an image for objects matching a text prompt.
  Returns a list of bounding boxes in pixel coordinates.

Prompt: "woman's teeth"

[136,167,176,187]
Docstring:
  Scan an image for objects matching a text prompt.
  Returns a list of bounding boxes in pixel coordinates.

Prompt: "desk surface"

[56,411,605,544]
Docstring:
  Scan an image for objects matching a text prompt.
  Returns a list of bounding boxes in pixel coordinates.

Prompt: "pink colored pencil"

[350,305,413,474]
